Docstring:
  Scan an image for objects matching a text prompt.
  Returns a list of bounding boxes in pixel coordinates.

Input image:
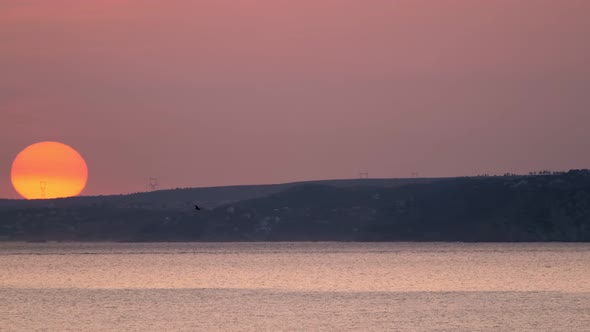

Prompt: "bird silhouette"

[194,204,201,211]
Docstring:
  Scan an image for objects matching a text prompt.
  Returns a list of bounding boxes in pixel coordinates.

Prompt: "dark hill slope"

[0,177,439,211]
[211,173,589,241]
[1,171,589,242]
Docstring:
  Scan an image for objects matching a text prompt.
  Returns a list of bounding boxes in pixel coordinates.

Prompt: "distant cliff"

[1,171,589,242]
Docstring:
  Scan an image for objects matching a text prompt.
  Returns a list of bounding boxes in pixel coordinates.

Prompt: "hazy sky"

[1,0,589,198]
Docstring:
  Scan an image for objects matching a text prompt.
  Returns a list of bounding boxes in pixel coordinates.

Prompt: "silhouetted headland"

[0,170,589,242]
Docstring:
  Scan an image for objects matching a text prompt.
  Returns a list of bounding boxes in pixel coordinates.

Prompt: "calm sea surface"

[1,242,589,331]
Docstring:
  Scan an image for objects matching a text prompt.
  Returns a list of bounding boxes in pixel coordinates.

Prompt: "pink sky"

[1,0,589,198]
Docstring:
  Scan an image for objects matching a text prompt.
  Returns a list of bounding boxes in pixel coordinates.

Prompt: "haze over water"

[2,242,589,331]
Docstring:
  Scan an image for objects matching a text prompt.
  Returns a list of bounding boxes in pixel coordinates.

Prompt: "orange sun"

[11,141,88,199]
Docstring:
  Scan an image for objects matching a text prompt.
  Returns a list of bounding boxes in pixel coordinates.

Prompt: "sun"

[11,141,88,199]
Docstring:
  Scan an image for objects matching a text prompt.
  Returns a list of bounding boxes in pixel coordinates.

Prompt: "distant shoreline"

[1,170,589,242]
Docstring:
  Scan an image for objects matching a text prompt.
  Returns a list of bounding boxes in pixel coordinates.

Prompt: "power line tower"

[40,181,47,198]
[148,177,159,191]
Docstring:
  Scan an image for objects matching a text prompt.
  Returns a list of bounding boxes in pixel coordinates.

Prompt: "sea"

[1,242,589,331]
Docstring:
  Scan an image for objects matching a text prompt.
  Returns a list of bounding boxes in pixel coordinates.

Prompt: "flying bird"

[194,204,201,211]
